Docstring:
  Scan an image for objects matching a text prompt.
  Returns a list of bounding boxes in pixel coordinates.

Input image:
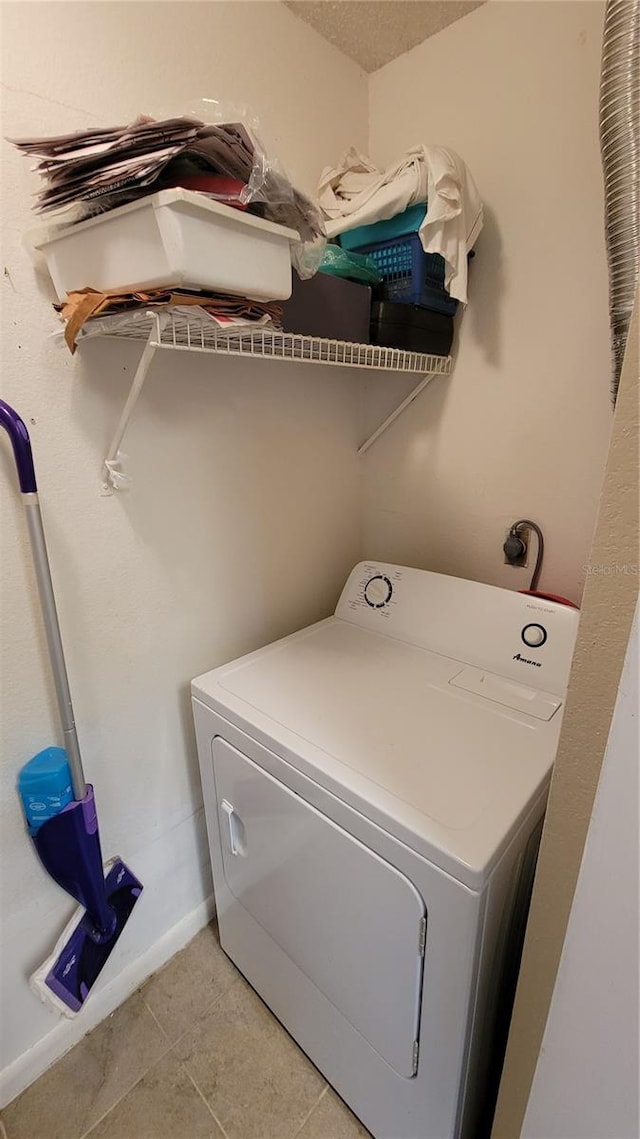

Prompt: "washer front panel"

[191,701,539,1139]
[193,698,492,1139]
[213,737,426,1077]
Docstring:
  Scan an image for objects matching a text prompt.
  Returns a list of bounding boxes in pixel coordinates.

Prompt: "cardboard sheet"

[55,287,283,352]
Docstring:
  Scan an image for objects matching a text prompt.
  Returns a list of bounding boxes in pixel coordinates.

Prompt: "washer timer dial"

[364,574,393,609]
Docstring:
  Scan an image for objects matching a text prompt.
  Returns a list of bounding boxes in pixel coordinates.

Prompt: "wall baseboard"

[0,894,215,1109]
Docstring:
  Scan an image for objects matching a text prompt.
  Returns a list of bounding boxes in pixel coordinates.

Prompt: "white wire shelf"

[83,309,452,377]
[80,310,452,489]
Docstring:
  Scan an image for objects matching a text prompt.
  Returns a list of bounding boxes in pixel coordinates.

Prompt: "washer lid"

[193,618,564,888]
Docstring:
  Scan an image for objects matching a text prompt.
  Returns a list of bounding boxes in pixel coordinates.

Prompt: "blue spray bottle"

[18,747,73,835]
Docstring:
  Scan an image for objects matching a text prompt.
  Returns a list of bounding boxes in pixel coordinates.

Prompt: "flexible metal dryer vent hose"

[599,0,640,402]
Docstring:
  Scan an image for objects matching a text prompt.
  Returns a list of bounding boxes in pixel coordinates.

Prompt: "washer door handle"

[221,799,247,856]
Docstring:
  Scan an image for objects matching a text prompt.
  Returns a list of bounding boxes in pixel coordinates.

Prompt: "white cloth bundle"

[318,146,483,304]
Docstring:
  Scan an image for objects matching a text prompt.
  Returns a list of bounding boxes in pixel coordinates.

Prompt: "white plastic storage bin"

[35,189,298,302]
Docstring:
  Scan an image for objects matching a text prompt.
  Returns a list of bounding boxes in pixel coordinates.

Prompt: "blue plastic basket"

[356,233,458,316]
[339,204,428,251]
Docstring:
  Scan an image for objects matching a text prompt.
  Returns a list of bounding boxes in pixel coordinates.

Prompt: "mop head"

[31,857,142,1017]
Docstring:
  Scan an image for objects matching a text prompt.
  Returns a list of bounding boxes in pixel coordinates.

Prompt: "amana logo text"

[513,653,542,668]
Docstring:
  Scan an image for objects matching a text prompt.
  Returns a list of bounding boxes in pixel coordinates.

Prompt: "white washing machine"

[192,562,579,1139]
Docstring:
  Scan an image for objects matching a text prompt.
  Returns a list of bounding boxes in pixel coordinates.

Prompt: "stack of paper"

[10,116,257,214]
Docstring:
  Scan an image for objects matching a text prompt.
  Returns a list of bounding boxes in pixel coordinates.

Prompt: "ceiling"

[283,1,486,74]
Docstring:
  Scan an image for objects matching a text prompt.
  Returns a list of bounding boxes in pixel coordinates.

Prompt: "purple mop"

[1,399,142,1016]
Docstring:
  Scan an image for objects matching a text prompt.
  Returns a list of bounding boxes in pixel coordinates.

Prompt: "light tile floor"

[2,923,371,1139]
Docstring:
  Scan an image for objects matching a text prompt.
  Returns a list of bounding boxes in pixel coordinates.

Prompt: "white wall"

[366,0,612,603]
[0,0,367,1103]
[522,607,639,1139]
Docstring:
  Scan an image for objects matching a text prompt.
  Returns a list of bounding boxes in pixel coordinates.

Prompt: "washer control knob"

[522,623,547,648]
[364,575,393,608]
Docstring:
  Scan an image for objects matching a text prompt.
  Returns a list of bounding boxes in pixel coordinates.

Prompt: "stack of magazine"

[9,116,255,214]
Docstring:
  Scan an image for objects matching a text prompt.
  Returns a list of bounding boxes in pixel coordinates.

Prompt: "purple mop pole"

[1,401,141,1007]
[0,400,86,795]
[0,399,117,937]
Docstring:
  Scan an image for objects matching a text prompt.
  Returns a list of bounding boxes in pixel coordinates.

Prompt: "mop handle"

[0,400,86,800]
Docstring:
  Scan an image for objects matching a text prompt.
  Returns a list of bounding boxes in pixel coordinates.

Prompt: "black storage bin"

[370,301,453,356]
[280,273,372,343]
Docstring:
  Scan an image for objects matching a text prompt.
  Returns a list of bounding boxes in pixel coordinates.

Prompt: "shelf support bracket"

[103,312,164,490]
[357,371,439,456]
